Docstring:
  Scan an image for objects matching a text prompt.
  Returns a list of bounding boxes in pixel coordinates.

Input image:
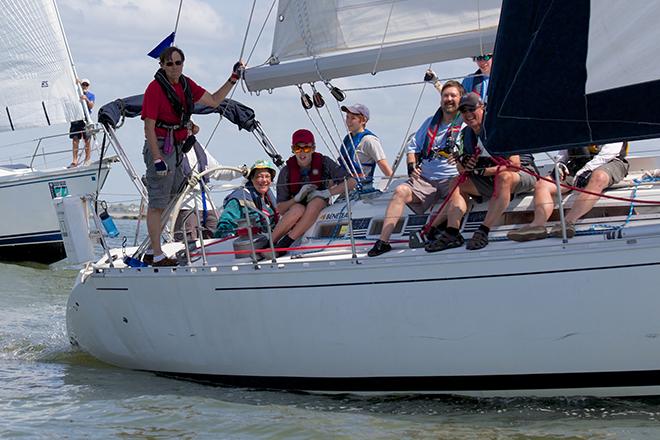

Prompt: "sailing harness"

[418,109,462,163]
[153,68,197,156]
[339,129,377,183]
[286,152,327,196]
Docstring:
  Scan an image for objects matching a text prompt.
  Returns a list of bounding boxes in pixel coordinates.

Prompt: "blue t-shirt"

[84,91,95,114]
[407,115,459,181]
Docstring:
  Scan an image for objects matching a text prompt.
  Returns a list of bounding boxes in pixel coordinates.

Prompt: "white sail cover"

[0,0,84,132]
[245,0,501,91]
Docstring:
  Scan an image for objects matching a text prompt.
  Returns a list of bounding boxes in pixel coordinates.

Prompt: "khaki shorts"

[143,139,185,210]
[404,176,452,214]
[468,169,537,200]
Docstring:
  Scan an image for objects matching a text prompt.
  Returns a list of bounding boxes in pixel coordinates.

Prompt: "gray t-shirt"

[352,134,386,177]
[276,154,347,203]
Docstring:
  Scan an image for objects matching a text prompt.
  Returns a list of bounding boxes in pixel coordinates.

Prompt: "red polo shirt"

[142,77,206,143]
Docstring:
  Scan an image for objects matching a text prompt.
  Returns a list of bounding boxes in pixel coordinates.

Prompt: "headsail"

[485,0,660,155]
[0,0,84,132]
[245,0,501,92]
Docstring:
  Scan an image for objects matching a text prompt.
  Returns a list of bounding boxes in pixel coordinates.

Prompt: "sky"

[4,1,654,205]
[0,0,481,205]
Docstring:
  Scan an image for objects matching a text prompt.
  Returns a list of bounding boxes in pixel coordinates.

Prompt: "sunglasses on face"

[164,60,183,67]
[292,144,314,153]
[81,83,89,87]
[472,54,492,62]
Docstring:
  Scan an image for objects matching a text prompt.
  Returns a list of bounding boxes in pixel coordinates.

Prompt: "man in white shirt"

[508,142,629,241]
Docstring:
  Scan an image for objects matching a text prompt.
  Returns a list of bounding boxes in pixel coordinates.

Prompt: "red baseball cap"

[291,129,314,145]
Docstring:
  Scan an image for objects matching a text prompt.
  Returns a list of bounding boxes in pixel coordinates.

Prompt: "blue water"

[2,220,660,439]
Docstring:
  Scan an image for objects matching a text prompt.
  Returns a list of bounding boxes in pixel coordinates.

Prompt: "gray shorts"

[404,176,452,214]
[567,159,629,188]
[143,139,185,210]
[468,169,537,200]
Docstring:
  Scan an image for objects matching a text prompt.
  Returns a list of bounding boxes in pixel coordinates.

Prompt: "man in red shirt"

[141,46,242,266]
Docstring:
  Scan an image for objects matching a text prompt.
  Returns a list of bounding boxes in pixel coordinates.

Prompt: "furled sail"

[245,0,501,92]
[0,0,84,132]
[485,0,660,155]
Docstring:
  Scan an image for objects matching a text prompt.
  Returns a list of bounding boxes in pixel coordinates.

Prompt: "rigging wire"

[371,0,396,75]
[204,0,257,148]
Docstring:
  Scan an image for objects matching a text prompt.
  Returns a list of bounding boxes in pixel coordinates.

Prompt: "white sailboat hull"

[67,232,660,397]
[0,161,112,263]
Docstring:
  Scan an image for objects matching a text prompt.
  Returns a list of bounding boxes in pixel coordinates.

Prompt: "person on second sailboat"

[141,46,243,266]
[339,103,392,185]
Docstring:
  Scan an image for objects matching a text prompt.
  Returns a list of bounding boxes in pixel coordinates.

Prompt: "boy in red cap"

[271,129,355,255]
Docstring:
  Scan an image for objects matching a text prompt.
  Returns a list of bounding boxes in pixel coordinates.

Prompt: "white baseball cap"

[80,78,91,86]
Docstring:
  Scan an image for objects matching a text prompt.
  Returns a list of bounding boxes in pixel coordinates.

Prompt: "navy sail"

[485,0,660,155]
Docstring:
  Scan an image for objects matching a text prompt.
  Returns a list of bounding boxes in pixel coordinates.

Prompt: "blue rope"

[588,175,659,233]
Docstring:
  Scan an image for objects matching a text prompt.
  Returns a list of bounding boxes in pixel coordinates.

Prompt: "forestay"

[245,0,501,91]
[485,0,660,155]
[0,0,84,132]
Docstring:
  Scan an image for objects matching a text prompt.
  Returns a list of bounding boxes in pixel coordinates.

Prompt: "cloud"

[60,0,227,38]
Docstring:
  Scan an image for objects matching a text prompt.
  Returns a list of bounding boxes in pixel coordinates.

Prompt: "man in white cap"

[339,103,392,185]
[68,78,95,167]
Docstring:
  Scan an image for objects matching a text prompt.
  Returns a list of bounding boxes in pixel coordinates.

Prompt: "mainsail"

[485,0,660,155]
[245,0,501,92]
[0,0,84,132]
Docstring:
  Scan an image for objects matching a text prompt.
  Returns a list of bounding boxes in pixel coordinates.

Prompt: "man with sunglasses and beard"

[462,53,493,104]
[141,46,243,267]
[271,129,356,255]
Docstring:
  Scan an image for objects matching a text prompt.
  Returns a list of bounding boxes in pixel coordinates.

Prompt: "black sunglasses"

[472,54,492,62]
[164,60,183,67]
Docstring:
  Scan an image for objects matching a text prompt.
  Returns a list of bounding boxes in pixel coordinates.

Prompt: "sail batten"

[0,0,83,132]
[245,0,501,91]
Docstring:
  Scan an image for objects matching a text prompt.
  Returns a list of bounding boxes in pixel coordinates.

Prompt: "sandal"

[425,231,464,253]
[466,229,489,250]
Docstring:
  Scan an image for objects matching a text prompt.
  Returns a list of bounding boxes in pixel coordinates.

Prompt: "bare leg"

[482,171,519,228]
[83,138,92,163]
[71,138,80,165]
[272,203,305,242]
[529,179,559,227]
[379,183,414,242]
[565,169,610,223]
[287,197,327,240]
[147,207,164,255]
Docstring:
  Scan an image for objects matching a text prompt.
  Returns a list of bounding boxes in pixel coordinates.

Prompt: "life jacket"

[286,152,326,195]
[339,129,377,183]
[224,181,279,229]
[464,69,488,101]
[418,109,462,162]
[565,142,629,175]
[153,68,194,131]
